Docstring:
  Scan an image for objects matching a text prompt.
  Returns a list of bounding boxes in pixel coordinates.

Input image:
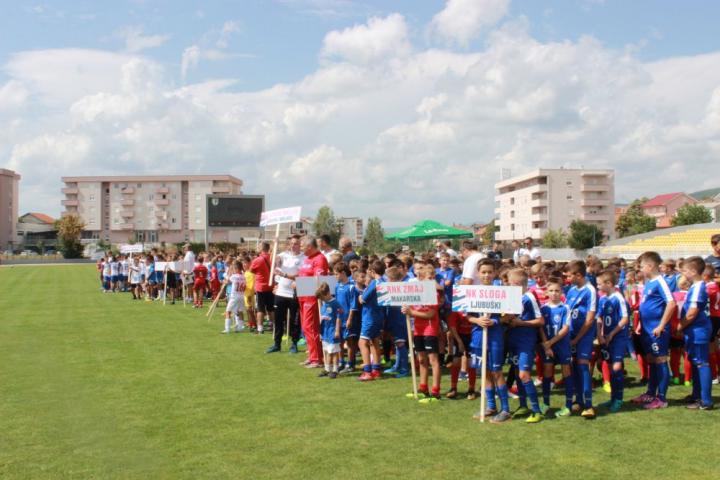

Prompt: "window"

[510,211,515,218]
[195,194,201,201]
[105,188,109,193]
[137,183,142,188]
[89,219,95,225]
[162,183,166,187]
[114,218,119,224]
[113,184,118,189]
[172,218,176,223]
[162,194,166,199]
[149,195,154,200]
[195,207,201,213]
[566,195,573,200]
[172,194,176,199]
[568,208,575,216]
[510,197,515,205]
[138,219,143,225]
[195,218,201,224]
[566,180,573,186]
[89,194,95,201]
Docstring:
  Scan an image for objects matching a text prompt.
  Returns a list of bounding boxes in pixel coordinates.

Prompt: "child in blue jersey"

[678,256,714,409]
[504,268,545,423]
[539,278,574,417]
[565,260,598,419]
[632,252,676,410]
[145,254,156,301]
[102,258,111,292]
[661,259,680,293]
[109,256,120,292]
[596,269,630,413]
[333,262,360,374]
[357,260,386,381]
[316,282,343,379]
[467,259,512,423]
[383,266,410,378]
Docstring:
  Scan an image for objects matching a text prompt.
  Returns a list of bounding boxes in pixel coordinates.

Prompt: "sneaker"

[298,338,307,347]
[265,345,281,354]
[512,407,530,418]
[571,403,582,413]
[599,399,613,408]
[555,406,571,418]
[643,398,668,410]
[406,391,428,399]
[609,400,623,413]
[683,394,699,404]
[299,359,311,366]
[395,370,409,378]
[305,362,322,369]
[466,390,477,401]
[289,344,299,354]
[220,330,230,334]
[446,388,458,399]
[672,377,680,385]
[472,408,497,420]
[384,366,398,375]
[533,378,543,387]
[458,371,468,382]
[540,403,550,415]
[418,394,441,405]
[684,380,692,387]
[339,365,355,375]
[603,383,612,393]
[699,403,715,410]
[490,411,512,423]
[713,378,719,385]
[328,372,338,379]
[318,370,329,377]
[631,393,654,404]
[370,370,382,379]
[581,407,596,419]
[526,412,544,423]
[358,372,374,382]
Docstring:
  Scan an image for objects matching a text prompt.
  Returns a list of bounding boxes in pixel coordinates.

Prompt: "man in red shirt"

[250,242,274,334]
[297,237,329,368]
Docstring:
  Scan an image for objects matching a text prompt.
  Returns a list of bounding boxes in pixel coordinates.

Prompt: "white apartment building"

[494,168,615,242]
[338,217,364,247]
[61,175,243,244]
[263,217,314,242]
[0,169,21,251]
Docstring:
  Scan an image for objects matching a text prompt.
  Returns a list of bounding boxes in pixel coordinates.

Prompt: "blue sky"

[2,1,720,225]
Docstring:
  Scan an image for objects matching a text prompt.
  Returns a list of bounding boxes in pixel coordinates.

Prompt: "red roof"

[27,212,56,225]
[642,193,684,208]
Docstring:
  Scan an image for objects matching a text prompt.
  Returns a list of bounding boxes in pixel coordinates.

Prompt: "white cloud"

[321,13,411,64]
[431,0,509,46]
[117,26,170,53]
[180,46,254,80]
[4,15,720,225]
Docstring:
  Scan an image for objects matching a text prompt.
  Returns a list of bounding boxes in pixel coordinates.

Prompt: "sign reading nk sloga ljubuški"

[259,206,302,227]
[376,281,438,307]
[452,285,523,314]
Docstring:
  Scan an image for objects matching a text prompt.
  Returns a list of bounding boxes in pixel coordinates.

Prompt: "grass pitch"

[1,265,719,479]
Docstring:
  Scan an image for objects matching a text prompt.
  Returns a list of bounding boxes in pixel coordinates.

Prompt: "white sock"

[224,317,231,332]
[324,361,330,372]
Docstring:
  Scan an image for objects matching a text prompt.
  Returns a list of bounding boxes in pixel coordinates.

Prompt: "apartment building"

[61,175,243,244]
[495,168,615,242]
[0,169,21,251]
[263,217,314,242]
[338,217,364,247]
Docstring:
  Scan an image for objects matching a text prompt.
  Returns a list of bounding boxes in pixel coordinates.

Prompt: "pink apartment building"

[641,192,697,228]
[0,169,21,251]
[61,175,244,244]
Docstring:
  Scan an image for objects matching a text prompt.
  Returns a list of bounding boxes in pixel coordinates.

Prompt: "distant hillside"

[691,187,720,200]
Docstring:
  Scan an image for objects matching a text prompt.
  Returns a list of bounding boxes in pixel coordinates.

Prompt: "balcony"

[121,199,134,207]
[62,187,79,195]
[155,210,167,218]
[155,198,170,206]
[121,187,135,195]
[120,210,134,218]
[528,198,548,208]
[119,223,135,230]
[212,185,231,194]
[580,184,610,192]
[158,223,170,229]
[524,184,548,195]
[62,199,79,206]
[530,213,547,222]
[580,213,610,221]
[580,198,610,207]
[156,187,169,194]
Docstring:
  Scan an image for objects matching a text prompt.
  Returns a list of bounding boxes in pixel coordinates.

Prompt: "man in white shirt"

[435,240,458,258]
[182,244,196,302]
[518,237,542,263]
[459,240,486,285]
[318,234,338,263]
[267,234,306,353]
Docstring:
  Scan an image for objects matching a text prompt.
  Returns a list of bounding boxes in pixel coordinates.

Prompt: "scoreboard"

[206,195,264,228]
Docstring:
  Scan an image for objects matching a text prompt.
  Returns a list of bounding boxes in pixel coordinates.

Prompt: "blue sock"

[517,378,528,408]
[572,363,584,406]
[371,363,381,372]
[485,387,497,411]
[522,380,541,413]
[542,377,552,406]
[699,364,713,406]
[363,365,371,373]
[657,362,669,401]
[397,344,408,372]
[579,364,592,408]
[497,384,510,413]
[647,363,657,396]
[612,369,624,401]
[563,375,574,408]
[692,364,701,400]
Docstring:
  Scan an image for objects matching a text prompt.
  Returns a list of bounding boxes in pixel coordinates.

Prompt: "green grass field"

[1,265,719,479]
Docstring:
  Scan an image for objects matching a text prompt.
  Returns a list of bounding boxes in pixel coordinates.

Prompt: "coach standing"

[250,242,274,335]
[297,237,329,368]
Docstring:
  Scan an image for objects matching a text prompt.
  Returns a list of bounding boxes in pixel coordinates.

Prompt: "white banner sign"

[376,281,438,307]
[452,285,523,314]
[260,206,302,227]
[120,244,144,254]
[295,275,337,297]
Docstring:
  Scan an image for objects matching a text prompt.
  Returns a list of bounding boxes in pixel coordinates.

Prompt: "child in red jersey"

[193,256,209,308]
[703,265,720,382]
[626,270,649,384]
[529,264,552,386]
[209,257,221,301]
[670,276,689,384]
[446,311,477,399]
[402,264,442,404]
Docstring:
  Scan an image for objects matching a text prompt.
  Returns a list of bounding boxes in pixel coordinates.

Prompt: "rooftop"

[642,192,689,208]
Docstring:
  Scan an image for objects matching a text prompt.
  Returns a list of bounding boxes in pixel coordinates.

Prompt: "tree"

[671,204,712,227]
[364,217,385,254]
[568,220,603,250]
[481,220,498,246]
[55,214,85,258]
[541,228,568,248]
[615,198,656,238]
[312,206,339,245]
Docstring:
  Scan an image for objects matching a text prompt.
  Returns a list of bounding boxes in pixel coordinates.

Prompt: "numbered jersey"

[640,276,674,332]
[681,281,712,345]
[541,303,570,340]
[598,292,629,338]
[565,283,598,339]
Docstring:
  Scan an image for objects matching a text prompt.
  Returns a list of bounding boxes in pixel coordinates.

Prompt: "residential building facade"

[642,192,697,228]
[338,217,364,247]
[16,213,57,251]
[263,217,314,243]
[495,168,615,242]
[61,175,243,244]
[0,169,21,251]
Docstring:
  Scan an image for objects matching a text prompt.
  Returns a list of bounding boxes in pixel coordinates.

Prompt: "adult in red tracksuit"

[250,242,274,334]
[297,237,329,367]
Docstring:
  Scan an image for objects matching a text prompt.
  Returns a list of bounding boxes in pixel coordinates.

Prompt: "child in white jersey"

[222,260,247,334]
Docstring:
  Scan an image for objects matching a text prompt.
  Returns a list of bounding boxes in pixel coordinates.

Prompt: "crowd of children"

[97,235,720,423]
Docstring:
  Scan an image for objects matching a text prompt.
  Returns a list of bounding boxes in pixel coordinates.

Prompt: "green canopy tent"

[384,220,474,242]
